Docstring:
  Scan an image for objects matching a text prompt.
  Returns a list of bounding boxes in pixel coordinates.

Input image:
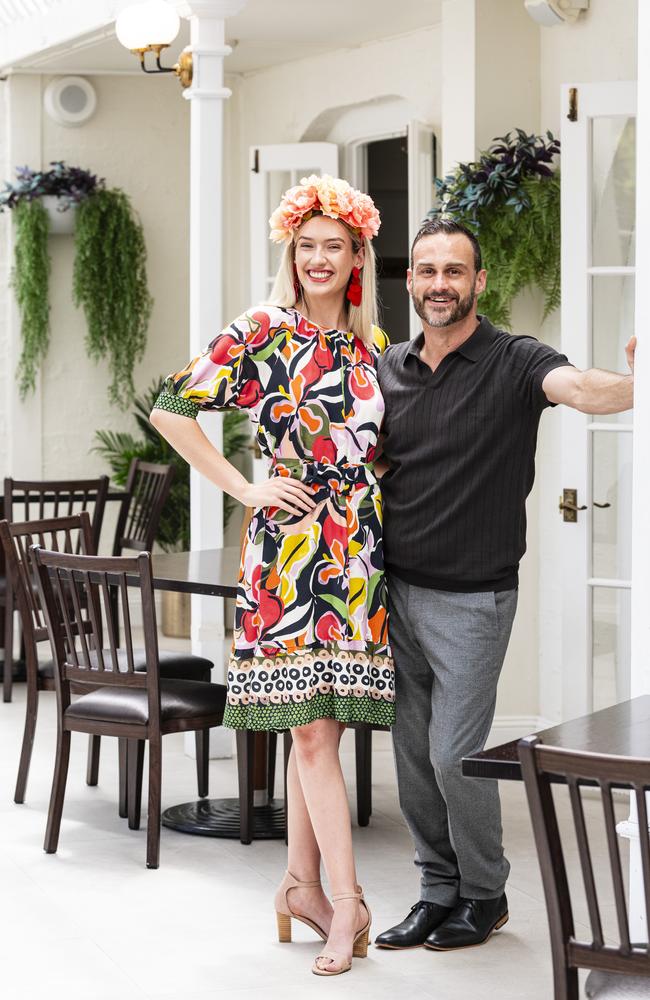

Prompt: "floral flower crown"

[269,174,381,244]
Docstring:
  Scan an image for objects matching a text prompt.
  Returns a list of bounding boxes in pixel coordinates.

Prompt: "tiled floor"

[0,668,628,1000]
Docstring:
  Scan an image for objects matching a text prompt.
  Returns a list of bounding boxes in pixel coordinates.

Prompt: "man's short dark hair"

[410,217,483,273]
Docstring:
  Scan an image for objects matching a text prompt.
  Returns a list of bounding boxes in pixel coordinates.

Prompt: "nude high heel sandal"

[312,887,372,977]
[274,870,328,943]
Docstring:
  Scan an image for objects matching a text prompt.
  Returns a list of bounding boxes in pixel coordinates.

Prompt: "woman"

[151,175,394,977]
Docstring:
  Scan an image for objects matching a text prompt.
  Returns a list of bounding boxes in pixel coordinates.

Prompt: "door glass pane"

[266,171,292,283]
[592,586,631,711]
[591,273,634,423]
[591,430,632,580]
[592,117,636,266]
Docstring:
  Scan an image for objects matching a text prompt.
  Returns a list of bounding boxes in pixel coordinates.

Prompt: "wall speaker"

[44,76,97,127]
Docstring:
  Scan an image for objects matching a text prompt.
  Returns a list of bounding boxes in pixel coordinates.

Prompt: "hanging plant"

[11,200,51,397]
[429,130,561,329]
[73,189,153,407]
[1,161,153,407]
[94,379,251,548]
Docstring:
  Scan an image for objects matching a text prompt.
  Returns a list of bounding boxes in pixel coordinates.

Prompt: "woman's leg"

[283,743,334,934]
[291,718,366,970]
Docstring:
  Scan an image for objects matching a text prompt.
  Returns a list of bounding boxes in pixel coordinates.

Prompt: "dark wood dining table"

[147,546,289,841]
[462,695,650,783]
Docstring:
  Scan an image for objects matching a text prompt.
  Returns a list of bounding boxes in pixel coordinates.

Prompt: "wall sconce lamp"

[116,1,192,88]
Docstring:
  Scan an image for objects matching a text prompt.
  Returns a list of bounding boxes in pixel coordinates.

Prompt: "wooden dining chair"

[32,546,227,869]
[107,459,175,647]
[0,512,215,811]
[518,735,650,1000]
[2,476,110,703]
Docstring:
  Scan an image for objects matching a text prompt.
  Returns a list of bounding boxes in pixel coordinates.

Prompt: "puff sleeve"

[153,310,277,418]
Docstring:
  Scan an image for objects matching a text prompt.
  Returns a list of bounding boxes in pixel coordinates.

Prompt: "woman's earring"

[293,264,301,301]
[346,266,362,307]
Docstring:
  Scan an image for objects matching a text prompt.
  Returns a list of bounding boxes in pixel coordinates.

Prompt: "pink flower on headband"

[269,174,381,243]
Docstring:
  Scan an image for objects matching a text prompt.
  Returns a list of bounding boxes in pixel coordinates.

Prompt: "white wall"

[0,73,191,548]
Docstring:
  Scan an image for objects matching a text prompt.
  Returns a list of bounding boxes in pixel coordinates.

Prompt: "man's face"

[407,233,486,329]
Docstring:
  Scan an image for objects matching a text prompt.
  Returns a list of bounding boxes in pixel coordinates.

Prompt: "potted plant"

[430,130,561,328]
[94,379,250,636]
[1,161,153,407]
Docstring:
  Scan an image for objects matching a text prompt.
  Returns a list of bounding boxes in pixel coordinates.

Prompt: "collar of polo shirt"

[405,316,498,365]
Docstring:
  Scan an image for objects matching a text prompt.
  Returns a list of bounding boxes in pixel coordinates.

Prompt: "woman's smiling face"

[294,215,364,306]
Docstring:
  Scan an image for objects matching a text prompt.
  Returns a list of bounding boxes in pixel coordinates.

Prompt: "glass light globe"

[115,1,181,50]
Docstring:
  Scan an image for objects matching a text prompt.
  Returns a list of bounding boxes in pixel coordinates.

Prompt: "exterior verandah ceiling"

[0,0,442,76]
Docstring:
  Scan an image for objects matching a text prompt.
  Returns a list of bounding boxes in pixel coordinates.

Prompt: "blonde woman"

[151,176,394,977]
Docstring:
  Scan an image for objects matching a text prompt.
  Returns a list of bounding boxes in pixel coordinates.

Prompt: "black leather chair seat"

[65,678,227,726]
[38,649,212,682]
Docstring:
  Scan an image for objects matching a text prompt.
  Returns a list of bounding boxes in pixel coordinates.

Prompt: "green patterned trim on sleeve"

[153,391,200,419]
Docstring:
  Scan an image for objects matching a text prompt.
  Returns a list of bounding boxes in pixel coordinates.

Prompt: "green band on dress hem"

[222,692,395,732]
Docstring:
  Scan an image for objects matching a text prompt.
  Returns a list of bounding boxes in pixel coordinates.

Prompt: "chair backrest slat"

[601,780,631,952]
[518,735,650,993]
[636,788,650,941]
[568,776,604,946]
[120,575,135,672]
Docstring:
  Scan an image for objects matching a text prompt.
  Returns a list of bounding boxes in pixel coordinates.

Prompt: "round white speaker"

[43,77,97,128]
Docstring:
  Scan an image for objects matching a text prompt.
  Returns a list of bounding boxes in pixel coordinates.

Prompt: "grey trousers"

[388,574,518,905]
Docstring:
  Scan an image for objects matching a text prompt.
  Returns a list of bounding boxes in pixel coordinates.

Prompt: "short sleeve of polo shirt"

[153,309,274,418]
[506,335,573,411]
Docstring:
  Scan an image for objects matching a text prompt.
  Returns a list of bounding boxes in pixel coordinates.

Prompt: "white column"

[620,0,650,941]
[2,75,43,479]
[180,0,247,757]
[440,0,540,174]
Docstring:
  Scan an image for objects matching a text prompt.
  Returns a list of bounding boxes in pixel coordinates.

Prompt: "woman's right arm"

[150,409,316,516]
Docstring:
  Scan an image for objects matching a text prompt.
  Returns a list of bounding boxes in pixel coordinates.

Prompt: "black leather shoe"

[424,894,508,950]
[375,901,454,949]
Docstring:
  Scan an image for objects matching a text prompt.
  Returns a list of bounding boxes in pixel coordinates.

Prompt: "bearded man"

[375,218,635,952]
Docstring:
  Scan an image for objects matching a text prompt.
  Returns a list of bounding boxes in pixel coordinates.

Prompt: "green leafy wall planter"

[1,162,153,408]
[429,130,561,329]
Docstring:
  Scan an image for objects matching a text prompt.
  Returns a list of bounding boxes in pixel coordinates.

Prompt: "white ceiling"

[12,0,442,76]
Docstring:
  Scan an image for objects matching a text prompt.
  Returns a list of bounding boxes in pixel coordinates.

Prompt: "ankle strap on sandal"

[286,870,321,888]
[332,886,363,902]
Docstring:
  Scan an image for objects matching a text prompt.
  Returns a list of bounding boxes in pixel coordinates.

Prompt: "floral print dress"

[154,305,394,731]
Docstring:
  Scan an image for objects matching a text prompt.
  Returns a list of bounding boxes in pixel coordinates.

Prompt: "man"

[375,218,634,952]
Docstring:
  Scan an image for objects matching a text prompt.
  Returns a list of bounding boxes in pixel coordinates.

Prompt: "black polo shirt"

[377,316,572,592]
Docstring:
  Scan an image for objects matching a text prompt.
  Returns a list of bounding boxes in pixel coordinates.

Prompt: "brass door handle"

[559,488,587,523]
[593,501,611,509]
[559,500,587,512]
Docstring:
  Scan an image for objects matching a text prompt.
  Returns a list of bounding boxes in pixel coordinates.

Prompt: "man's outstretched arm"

[542,336,635,414]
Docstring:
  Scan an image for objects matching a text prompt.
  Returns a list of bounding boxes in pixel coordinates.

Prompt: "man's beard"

[412,283,476,328]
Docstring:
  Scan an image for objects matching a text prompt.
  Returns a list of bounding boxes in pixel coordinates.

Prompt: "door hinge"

[251,148,259,173]
[567,87,578,122]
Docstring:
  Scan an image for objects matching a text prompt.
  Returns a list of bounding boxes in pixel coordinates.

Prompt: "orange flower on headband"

[269,174,381,244]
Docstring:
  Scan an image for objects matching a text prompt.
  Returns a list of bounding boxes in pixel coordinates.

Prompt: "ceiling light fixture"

[524,0,589,27]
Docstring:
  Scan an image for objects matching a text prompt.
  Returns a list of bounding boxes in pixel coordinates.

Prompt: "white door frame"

[559,80,636,722]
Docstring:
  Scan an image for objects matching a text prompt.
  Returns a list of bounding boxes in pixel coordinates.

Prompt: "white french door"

[560,81,636,720]
[248,142,339,307]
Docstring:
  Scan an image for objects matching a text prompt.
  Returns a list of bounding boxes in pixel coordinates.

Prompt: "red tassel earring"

[293,264,301,301]
[346,266,362,307]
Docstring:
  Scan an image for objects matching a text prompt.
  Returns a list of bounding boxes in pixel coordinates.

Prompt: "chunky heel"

[352,928,369,958]
[273,870,327,943]
[276,911,292,943]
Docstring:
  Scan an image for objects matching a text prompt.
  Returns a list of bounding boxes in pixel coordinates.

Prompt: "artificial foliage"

[11,200,51,397]
[73,188,153,408]
[94,379,250,549]
[1,161,153,407]
[430,130,561,328]
[0,161,102,213]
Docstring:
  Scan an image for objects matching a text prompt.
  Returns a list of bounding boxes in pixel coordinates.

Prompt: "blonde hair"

[267,223,379,347]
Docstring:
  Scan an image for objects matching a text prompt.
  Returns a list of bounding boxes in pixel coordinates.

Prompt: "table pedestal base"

[162,797,286,840]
